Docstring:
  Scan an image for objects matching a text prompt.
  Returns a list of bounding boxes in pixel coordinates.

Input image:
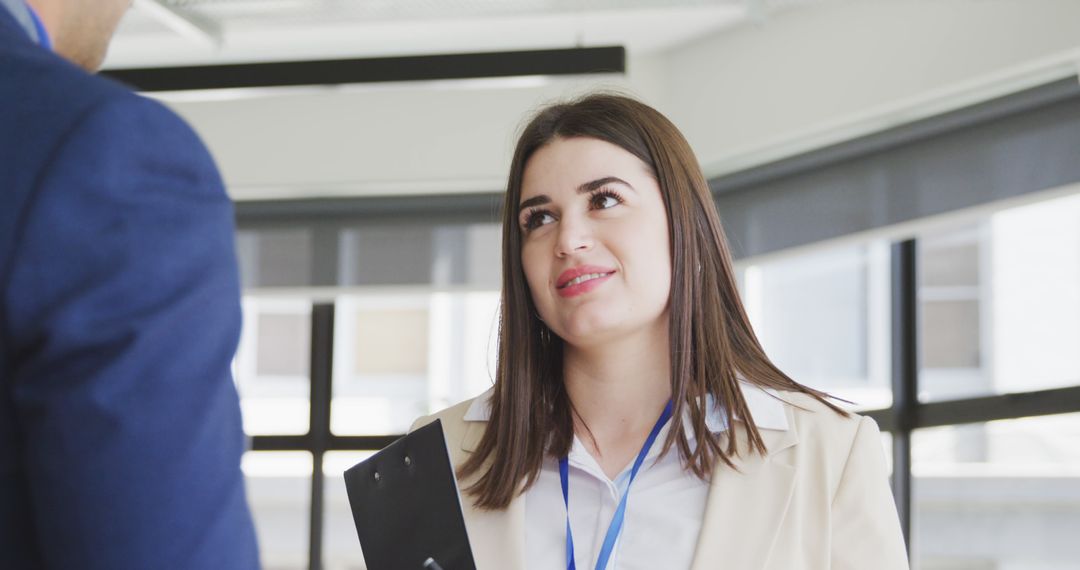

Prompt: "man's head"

[26,0,131,71]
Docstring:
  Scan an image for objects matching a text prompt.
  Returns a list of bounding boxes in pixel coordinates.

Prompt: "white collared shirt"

[463,385,789,570]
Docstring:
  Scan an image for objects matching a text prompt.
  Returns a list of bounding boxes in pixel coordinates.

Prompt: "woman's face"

[518,136,672,348]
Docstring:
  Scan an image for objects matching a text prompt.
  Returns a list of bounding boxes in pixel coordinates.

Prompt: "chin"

[556,312,640,348]
[564,309,671,350]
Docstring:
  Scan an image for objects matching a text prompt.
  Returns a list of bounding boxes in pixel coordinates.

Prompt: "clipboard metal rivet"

[404,456,412,466]
[374,471,380,482]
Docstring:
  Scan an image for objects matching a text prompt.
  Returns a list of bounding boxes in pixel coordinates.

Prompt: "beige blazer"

[412,390,910,570]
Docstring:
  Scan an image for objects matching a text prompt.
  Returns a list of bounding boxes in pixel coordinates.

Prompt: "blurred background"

[101,1,1080,568]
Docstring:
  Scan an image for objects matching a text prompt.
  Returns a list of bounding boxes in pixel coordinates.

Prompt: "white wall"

[168,55,666,200]
[662,0,1080,177]
[164,0,1080,201]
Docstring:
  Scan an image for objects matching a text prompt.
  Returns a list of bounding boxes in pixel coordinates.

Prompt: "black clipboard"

[343,419,477,570]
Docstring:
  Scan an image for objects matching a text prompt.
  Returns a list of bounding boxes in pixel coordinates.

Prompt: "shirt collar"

[463,381,789,432]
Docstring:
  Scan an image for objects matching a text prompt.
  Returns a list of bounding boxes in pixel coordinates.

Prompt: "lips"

[556,265,616,298]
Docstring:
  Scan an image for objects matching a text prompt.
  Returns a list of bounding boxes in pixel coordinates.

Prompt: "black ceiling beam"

[103,46,625,92]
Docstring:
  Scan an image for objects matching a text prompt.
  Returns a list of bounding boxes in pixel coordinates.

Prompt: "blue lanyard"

[26,5,52,50]
[559,400,673,570]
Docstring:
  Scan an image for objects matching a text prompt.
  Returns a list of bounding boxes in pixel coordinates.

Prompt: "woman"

[412,93,909,570]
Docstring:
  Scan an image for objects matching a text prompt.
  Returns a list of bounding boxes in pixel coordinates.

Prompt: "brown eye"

[523,210,555,231]
[590,189,623,210]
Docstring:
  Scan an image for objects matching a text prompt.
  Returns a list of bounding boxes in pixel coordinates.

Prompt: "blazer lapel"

[449,388,798,570]
[456,421,527,570]
[690,402,800,570]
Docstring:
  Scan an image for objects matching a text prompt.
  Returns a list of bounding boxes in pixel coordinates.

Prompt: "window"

[231,186,1080,569]
[918,193,1080,402]
[235,298,312,435]
[234,218,500,569]
[242,452,313,570]
[739,240,893,411]
[913,414,1080,570]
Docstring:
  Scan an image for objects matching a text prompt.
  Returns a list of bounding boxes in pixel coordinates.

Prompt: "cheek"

[645,240,673,300]
[621,214,673,296]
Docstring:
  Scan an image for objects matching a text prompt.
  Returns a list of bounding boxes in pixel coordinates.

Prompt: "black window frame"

[248,242,1080,568]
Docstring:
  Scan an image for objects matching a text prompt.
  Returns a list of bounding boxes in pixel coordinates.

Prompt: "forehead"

[520,137,651,198]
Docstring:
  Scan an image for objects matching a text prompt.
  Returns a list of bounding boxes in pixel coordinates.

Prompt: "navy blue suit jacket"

[1,9,260,569]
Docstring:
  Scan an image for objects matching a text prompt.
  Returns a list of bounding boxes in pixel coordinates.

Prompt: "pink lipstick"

[556,265,616,298]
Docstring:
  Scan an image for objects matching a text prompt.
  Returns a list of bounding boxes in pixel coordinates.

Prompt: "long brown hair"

[460,92,846,510]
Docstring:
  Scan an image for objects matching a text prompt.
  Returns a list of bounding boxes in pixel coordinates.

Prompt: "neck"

[562,322,672,455]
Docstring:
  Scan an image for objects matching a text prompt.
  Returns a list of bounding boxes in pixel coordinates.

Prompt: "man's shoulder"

[5,61,218,200]
[42,75,191,147]
[0,41,187,148]
[1,42,118,115]
[0,45,210,201]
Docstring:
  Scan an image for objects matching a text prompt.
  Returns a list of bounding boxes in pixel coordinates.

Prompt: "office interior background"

[102,1,1080,569]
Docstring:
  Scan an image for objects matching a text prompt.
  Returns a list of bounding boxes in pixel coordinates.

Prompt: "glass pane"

[352,308,429,376]
[912,413,1080,570]
[881,430,894,477]
[330,291,500,435]
[236,298,311,435]
[465,223,502,288]
[236,229,313,288]
[740,240,892,411]
[339,225,435,286]
[920,230,980,288]
[324,451,378,570]
[919,192,1080,401]
[243,452,312,570]
[921,299,980,369]
[257,313,311,377]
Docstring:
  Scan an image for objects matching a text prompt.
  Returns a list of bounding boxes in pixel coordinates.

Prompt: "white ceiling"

[104,0,758,69]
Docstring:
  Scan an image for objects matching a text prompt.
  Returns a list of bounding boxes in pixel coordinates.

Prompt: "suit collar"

[0,0,41,44]
[455,387,802,570]
[689,398,801,570]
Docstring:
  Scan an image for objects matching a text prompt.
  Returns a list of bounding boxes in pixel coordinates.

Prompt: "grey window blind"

[710,78,1080,259]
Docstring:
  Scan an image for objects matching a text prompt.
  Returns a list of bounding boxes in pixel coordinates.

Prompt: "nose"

[554,215,593,258]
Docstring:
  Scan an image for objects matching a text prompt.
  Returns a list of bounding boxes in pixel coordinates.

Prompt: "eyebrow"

[518,176,635,214]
